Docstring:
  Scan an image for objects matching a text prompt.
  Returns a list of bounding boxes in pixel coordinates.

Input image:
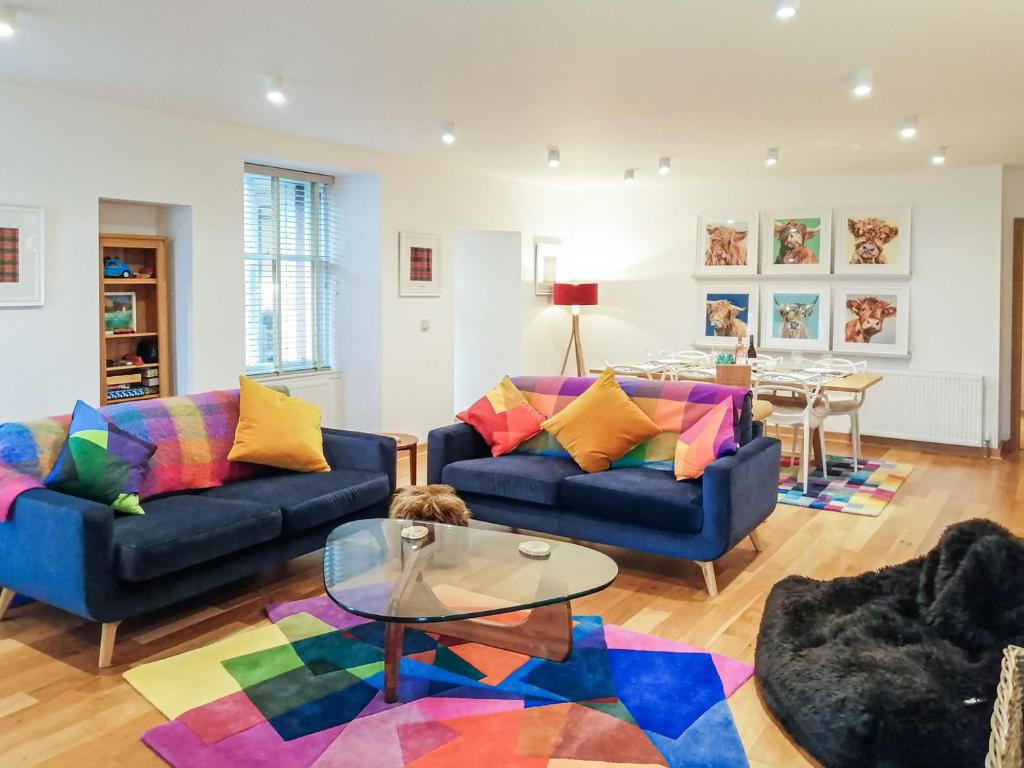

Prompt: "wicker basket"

[987,645,1024,768]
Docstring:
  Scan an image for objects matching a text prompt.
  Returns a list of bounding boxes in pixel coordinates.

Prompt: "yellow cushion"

[541,368,661,473]
[227,376,330,473]
[752,400,775,421]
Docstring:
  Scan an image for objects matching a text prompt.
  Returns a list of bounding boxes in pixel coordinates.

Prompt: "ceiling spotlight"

[931,146,947,166]
[547,147,560,168]
[440,121,456,145]
[899,115,918,140]
[850,68,873,98]
[264,76,286,105]
[774,0,799,19]
[0,5,14,37]
[624,169,636,185]
[658,157,671,175]
[765,147,779,167]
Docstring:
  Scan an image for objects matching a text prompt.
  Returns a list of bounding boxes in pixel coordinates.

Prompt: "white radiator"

[268,373,343,428]
[854,369,985,447]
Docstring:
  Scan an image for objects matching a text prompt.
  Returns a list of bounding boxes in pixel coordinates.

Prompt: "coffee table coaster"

[518,540,551,559]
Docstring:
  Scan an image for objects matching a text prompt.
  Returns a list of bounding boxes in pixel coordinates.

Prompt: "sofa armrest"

[0,488,115,621]
[427,423,489,485]
[322,429,398,493]
[699,436,782,561]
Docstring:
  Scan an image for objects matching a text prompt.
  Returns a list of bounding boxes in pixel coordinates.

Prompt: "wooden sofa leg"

[697,562,719,598]
[749,528,765,553]
[99,621,120,668]
[0,588,15,621]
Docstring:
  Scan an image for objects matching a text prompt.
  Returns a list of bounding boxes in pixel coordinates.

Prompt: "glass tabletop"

[323,519,619,623]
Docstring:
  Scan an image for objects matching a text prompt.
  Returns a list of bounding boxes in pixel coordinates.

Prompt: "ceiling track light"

[264,75,286,105]
[899,115,918,140]
[765,147,779,167]
[658,157,671,175]
[773,0,799,19]
[0,4,16,37]
[850,68,873,98]
[624,169,636,185]
[547,147,560,168]
[931,146,947,166]
[440,121,456,145]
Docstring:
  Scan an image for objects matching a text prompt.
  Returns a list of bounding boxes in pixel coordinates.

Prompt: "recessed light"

[624,169,636,185]
[774,0,799,19]
[899,115,918,140]
[548,147,560,168]
[765,147,779,167]
[0,5,15,37]
[658,157,671,175]
[264,76,286,105]
[850,68,873,98]
[440,121,455,145]
[931,146,947,166]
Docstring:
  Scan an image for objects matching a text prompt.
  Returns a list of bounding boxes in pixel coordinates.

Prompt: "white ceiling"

[2,0,1024,186]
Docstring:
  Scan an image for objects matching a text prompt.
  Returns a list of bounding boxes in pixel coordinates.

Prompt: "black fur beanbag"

[755,519,1024,768]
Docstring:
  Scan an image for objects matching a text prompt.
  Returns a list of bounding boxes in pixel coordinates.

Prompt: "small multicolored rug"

[125,595,754,767]
[777,455,912,516]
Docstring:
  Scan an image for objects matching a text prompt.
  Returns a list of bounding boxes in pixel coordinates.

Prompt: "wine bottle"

[747,333,757,360]
[735,336,746,363]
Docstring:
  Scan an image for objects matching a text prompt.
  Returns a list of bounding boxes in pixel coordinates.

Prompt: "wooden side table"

[379,432,419,485]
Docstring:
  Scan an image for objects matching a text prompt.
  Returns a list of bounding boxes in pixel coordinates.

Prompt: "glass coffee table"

[323,518,618,703]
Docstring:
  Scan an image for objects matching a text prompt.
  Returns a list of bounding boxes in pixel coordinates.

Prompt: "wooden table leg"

[407,445,417,486]
[384,622,405,703]
[811,426,825,470]
[427,600,573,662]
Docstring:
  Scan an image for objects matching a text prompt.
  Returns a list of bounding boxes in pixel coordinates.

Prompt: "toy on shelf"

[103,257,135,279]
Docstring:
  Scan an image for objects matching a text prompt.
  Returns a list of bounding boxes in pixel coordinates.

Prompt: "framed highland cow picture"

[832,284,910,357]
[833,205,911,276]
[695,284,759,348]
[759,284,831,352]
[695,212,758,276]
[761,209,832,276]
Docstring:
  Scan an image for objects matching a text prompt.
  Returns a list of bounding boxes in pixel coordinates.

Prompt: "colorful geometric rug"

[124,595,754,767]
[777,455,912,516]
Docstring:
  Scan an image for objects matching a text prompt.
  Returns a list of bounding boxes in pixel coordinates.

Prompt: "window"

[243,164,335,375]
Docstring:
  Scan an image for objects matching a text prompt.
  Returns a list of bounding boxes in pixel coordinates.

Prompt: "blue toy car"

[104,257,135,279]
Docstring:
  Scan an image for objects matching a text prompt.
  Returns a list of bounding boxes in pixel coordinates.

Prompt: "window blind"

[243,168,335,375]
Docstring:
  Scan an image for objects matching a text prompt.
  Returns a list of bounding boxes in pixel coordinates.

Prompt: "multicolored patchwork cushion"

[44,400,156,514]
[674,399,738,480]
[457,376,545,456]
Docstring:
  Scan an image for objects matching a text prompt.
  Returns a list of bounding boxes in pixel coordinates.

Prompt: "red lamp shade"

[552,282,599,306]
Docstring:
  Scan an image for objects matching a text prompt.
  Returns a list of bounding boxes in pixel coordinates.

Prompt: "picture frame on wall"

[832,284,910,357]
[695,284,759,347]
[833,204,911,276]
[761,209,832,276]
[694,211,759,276]
[759,284,832,352]
[534,237,561,295]
[103,292,137,334]
[0,204,44,307]
[399,232,441,297]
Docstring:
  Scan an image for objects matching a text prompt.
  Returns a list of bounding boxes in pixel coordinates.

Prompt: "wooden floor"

[0,439,1020,767]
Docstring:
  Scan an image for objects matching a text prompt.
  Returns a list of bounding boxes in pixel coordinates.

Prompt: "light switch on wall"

[420,318,431,332]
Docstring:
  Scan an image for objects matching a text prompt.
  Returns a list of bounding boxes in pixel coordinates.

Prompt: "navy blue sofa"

[0,428,396,666]
[428,399,781,597]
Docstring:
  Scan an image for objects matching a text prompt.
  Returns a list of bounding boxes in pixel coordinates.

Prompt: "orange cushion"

[457,376,545,456]
[227,376,330,473]
[541,368,661,472]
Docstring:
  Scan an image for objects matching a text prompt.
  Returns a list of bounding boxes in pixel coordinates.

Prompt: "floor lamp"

[553,282,599,376]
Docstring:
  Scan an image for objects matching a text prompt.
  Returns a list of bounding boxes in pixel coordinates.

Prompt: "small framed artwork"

[0,204,44,307]
[696,284,759,347]
[759,284,832,352]
[534,237,561,295]
[761,209,832,276]
[833,284,910,357]
[104,292,137,334]
[833,205,911,275]
[399,232,441,297]
[695,212,758,276]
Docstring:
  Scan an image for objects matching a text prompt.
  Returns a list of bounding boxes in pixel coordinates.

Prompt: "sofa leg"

[697,562,719,598]
[0,588,14,621]
[749,528,765,553]
[98,621,120,668]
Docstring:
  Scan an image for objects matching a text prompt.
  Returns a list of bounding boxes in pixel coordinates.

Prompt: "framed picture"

[104,292,137,334]
[833,205,911,275]
[0,204,44,307]
[695,212,758,276]
[399,232,441,297]
[761,209,832,276]
[833,284,910,357]
[696,284,759,347]
[534,237,561,295]
[759,284,832,351]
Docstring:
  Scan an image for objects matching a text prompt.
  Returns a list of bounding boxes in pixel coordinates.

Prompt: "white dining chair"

[605,362,660,380]
[754,374,831,494]
[815,357,868,470]
[662,350,713,367]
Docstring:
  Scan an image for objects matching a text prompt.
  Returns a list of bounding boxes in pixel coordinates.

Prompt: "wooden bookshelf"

[99,234,172,405]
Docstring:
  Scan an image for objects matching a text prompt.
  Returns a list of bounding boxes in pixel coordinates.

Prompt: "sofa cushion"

[561,467,704,533]
[201,469,391,534]
[442,455,584,506]
[114,495,282,582]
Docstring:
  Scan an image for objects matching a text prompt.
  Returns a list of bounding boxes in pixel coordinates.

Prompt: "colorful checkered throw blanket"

[0,390,262,522]
[510,375,747,471]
